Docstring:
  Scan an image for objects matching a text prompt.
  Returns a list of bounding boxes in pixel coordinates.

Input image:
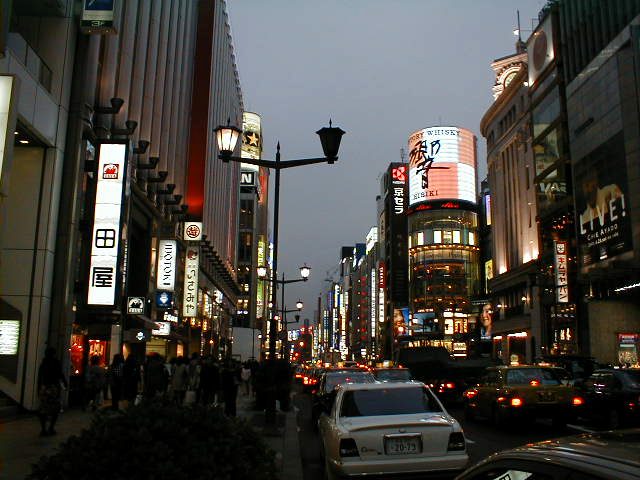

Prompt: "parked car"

[372,367,413,382]
[462,365,583,427]
[578,368,640,429]
[311,369,376,425]
[540,355,600,385]
[319,381,469,479]
[455,429,640,480]
[301,367,325,395]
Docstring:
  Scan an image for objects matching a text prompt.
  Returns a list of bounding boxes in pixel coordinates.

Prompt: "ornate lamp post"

[214,120,344,426]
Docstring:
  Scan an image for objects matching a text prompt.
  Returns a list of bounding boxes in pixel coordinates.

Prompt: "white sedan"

[319,381,469,479]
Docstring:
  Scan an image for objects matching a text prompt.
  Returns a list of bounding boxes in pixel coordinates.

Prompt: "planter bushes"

[28,401,278,480]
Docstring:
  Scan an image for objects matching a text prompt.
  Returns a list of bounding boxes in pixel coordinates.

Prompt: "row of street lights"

[214,118,344,428]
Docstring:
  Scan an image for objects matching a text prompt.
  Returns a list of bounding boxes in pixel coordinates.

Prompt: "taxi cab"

[462,365,584,427]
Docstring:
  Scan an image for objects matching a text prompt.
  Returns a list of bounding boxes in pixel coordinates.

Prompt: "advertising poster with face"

[480,304,493,340]
[575,132,632,267]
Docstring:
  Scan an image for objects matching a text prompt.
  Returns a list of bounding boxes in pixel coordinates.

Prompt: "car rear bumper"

[499,404,578,420]
[328,452,469,477]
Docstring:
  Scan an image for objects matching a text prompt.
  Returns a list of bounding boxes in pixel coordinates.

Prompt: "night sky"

[226,0,547,326]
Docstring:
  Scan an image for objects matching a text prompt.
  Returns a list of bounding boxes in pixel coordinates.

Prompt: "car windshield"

[340,387,442,417]
[325,372,375,392]
[375,369,412,382]
[621,370,640,388]
[506,368,561,386]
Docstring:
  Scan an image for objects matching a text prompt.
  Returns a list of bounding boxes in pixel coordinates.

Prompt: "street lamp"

[296,299,304,310]
[257,265,268,279]
[215,118,341,355]
[300,264,311,280]
[214,118,344,427]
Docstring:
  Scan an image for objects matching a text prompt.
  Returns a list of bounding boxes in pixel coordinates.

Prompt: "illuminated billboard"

[87,142,127,306]
[241,112,262,171]
[407,127,476,207]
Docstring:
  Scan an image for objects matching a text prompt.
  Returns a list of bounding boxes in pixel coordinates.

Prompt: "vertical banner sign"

[156,240,177,291]
[182,247,199,317]
[554,241,569,303]
[378,262,385,323]
[87,143,127,306]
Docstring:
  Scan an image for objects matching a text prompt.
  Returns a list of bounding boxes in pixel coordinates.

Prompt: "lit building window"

[469,232,475,245]
[453,230,461,244]
[434,230,442,243]
[417,232,424,246]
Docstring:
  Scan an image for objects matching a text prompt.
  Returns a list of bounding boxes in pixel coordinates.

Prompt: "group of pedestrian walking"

[36,347,263,437]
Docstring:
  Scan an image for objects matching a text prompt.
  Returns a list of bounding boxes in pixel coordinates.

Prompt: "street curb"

[281,407,304,480]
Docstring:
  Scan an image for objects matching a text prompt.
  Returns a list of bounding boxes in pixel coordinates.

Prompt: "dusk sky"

[226,0,547,326]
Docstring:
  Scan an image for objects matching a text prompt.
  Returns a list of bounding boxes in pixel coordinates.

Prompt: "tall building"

[378,163,409,359]
[560,3,640,365]
[480,44,542,364]
[405,127,480,358]
[234,112,269,361]
[0,0,243,410]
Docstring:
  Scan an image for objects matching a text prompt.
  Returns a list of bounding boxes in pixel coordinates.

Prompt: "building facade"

[562,6,640,365]
[0,0,244,410]
[481,45,542,364]
[405,127,480,358]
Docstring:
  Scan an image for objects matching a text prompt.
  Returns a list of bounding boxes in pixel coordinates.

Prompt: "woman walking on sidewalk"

[109,354,125,410]
[36,347,67,436]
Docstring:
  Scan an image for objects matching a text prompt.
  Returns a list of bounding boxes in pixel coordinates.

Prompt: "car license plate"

[384,434,422,455]
[537,391,555,402]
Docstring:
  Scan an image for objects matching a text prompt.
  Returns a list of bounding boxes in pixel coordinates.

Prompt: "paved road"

[293,392,592,480]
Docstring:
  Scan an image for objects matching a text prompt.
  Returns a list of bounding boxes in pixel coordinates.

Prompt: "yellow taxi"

[462,365,584,428]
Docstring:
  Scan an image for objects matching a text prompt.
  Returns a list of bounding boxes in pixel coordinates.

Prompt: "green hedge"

[28,401,278,480]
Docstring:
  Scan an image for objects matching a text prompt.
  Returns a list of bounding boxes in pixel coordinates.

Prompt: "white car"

[319,381,469,479]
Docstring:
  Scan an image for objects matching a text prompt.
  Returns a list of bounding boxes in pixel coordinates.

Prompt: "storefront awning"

[129,314,160,331]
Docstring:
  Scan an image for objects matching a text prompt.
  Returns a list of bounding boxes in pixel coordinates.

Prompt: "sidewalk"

[0,396,303,480]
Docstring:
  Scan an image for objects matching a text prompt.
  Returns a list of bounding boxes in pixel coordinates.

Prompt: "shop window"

[417,232,424,246]
[433,230,442,243]
[468,232,475,245]
[239,199,254,229]
[443,231,452,244]
[238,232,252,263]
[452,230,461,244]
[532,86,560,138]
[533,128,561,178]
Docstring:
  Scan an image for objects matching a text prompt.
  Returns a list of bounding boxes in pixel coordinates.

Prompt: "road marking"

[567,424,596,433]
[465,438,476,445]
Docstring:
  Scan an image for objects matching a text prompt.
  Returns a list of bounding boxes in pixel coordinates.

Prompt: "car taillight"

[572,396,584,406]
[303,376,309,385]
[530,380,540,386]
[445,382,455,389]
[311,378,318,384]
[510,397,524,407]
[339,438,359,457]
[447,432,466,451]
[464,390,477,399]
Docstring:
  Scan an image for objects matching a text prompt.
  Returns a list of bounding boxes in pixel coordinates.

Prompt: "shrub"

[28,401,278,480]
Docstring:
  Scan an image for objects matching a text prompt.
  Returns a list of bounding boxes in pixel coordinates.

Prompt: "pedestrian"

[200,356,219,406]
[143,353,168,399]
[221,360,239,416]
[85,355,106,411]
[188,352,202,403]
[36,347,67,436]
[123,354,140,406]
[241,362,252,396]
[109,353,125,410]
[171,356,188,405]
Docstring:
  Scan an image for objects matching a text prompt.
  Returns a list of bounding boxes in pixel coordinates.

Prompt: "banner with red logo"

[87,142,128,306]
